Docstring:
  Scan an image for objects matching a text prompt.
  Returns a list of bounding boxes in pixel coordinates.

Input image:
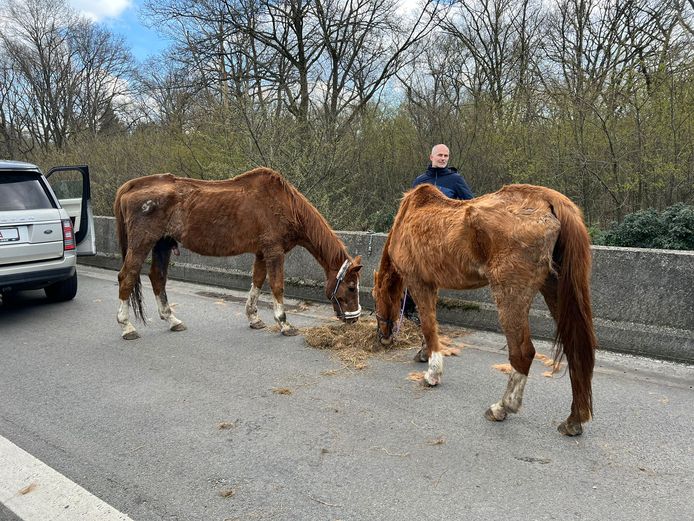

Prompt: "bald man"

[412,144,474,200]
[404,144,474,327]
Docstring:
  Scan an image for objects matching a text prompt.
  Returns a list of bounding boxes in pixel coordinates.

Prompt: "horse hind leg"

[246,254,267,330]
[485,283,536,422]
[150,238,186,332]
[540,274,584,436]
[117,296,139,340]
[117,248,150,340]
[266,254,298,336]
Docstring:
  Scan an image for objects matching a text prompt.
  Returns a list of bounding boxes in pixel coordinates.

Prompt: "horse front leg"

[266,255,298,336]
[485,283,536,422]
[410,285,443,386]
[246,254,267,330]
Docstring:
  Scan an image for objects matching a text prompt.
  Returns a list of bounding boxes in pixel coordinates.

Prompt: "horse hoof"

[423,370,440,386]
[413,348,428,363]
[281,326,299,336]
[484,405,507,422]
[249,320,266,330]
[558,420,583,436]
[170,322,187,332]
[122,330,140,340]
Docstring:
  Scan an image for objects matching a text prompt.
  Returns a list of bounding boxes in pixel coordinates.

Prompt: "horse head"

[326,255,363,323]
[372,268,403,345]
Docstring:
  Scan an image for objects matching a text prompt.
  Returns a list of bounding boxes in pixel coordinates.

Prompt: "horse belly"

[438,261,489,290]
[392,243,487,291]
[174,215,259,257]
[180,231,257,257]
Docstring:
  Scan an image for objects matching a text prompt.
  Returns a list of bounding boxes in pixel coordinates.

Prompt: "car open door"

[46,165,96,256]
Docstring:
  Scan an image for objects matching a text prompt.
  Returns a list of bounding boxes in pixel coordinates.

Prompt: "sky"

[68,0,424,62]
[68,0,170,61]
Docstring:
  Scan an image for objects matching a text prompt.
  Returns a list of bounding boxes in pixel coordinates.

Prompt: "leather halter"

[374,312,394,341]
[374,288,408,341]
[330,259,362,321]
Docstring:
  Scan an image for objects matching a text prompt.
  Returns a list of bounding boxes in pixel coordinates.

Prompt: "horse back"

[114,169,306,256]
[390,184,562,289]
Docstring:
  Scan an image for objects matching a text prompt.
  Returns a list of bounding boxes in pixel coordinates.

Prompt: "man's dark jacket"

[412,166,474,200]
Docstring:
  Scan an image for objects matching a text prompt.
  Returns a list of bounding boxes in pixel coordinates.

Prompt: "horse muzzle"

[379,335,393,346]
[340,306,362,323]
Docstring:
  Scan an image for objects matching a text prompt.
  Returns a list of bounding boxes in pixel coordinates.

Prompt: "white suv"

[0,161,96,303]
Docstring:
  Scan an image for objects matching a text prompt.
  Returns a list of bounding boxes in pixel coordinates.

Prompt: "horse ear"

[373,269,379,285]
[351,255,363,272]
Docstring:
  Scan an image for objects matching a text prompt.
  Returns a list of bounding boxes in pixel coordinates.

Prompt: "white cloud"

[68,0,132,22]
[397,0,424,15]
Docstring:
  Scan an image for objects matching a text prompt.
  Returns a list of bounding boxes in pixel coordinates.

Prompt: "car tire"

[45,272,78,302]
[1,290,21,306]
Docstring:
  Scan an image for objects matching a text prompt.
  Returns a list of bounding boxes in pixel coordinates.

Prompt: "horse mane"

[246,168,349,268]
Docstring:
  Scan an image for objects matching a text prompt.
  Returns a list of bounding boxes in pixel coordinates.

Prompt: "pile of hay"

[301,317,423,369]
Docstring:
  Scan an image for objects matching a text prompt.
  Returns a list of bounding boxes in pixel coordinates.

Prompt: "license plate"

[0,227,19,242]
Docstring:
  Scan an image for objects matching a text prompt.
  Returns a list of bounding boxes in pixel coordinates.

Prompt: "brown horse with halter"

[373,183,597,436]
[114,167,362,340]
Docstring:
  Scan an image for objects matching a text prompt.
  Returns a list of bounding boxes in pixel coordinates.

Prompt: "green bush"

[596,203,694,250]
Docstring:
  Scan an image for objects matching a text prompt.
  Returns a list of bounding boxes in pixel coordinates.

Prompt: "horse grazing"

[373,183,597,436]
[114,167,362,340]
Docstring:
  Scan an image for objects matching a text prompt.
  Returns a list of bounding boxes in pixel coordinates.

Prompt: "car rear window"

[0,173,55,211]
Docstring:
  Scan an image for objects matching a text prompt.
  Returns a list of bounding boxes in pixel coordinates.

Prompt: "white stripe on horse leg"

[272,294,297,336]
[117,299,139,340]
[486,369,528,420]
[155,293,186,332]
[502,370,528,413]
[487,402,508,421]
[245,284,265,328]
[424,351,443,386]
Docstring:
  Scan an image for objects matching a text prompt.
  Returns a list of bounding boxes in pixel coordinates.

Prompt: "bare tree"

[313,0,438,133]
[143,0,439,129]
[69,20,134,135]
[0,0,136,150]
[438,0,545,120]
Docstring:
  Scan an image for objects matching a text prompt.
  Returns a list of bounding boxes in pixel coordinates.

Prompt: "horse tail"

[114,184,146,323]
[549,192,597,423]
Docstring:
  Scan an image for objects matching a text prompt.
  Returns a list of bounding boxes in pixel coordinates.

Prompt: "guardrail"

[83,217,694,363]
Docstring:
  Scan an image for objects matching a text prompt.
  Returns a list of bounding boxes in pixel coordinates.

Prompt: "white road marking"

[0,435,132,520]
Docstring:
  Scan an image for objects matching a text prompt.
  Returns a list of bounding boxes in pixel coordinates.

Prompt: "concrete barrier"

[84,217,694,363]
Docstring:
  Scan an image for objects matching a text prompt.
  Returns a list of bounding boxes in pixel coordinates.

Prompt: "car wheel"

[1,290,21,306]
[45,272,78,302]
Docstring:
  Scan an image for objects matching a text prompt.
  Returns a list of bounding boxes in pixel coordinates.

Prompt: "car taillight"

[62,219,75,250]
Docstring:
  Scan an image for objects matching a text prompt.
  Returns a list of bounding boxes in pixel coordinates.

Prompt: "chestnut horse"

[114,167,362,340]
[373,183,597,436]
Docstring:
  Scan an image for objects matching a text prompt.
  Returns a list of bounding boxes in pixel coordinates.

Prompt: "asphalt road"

[1,265,693,521]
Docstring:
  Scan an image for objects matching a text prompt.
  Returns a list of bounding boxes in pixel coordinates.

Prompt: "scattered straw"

[219,488,235,498]
[492,363,513,374]
[217,421,234,430]
[371,446,410,458]
[306,494,341,507]
[408,371,426,382]
[272,387,292,395]
[535,353,562,373]
[427,437,446,446]
[19,483,37,495]
[302,318,422,369]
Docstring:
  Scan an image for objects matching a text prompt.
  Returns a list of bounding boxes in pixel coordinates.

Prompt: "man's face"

[430,146,449,168]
